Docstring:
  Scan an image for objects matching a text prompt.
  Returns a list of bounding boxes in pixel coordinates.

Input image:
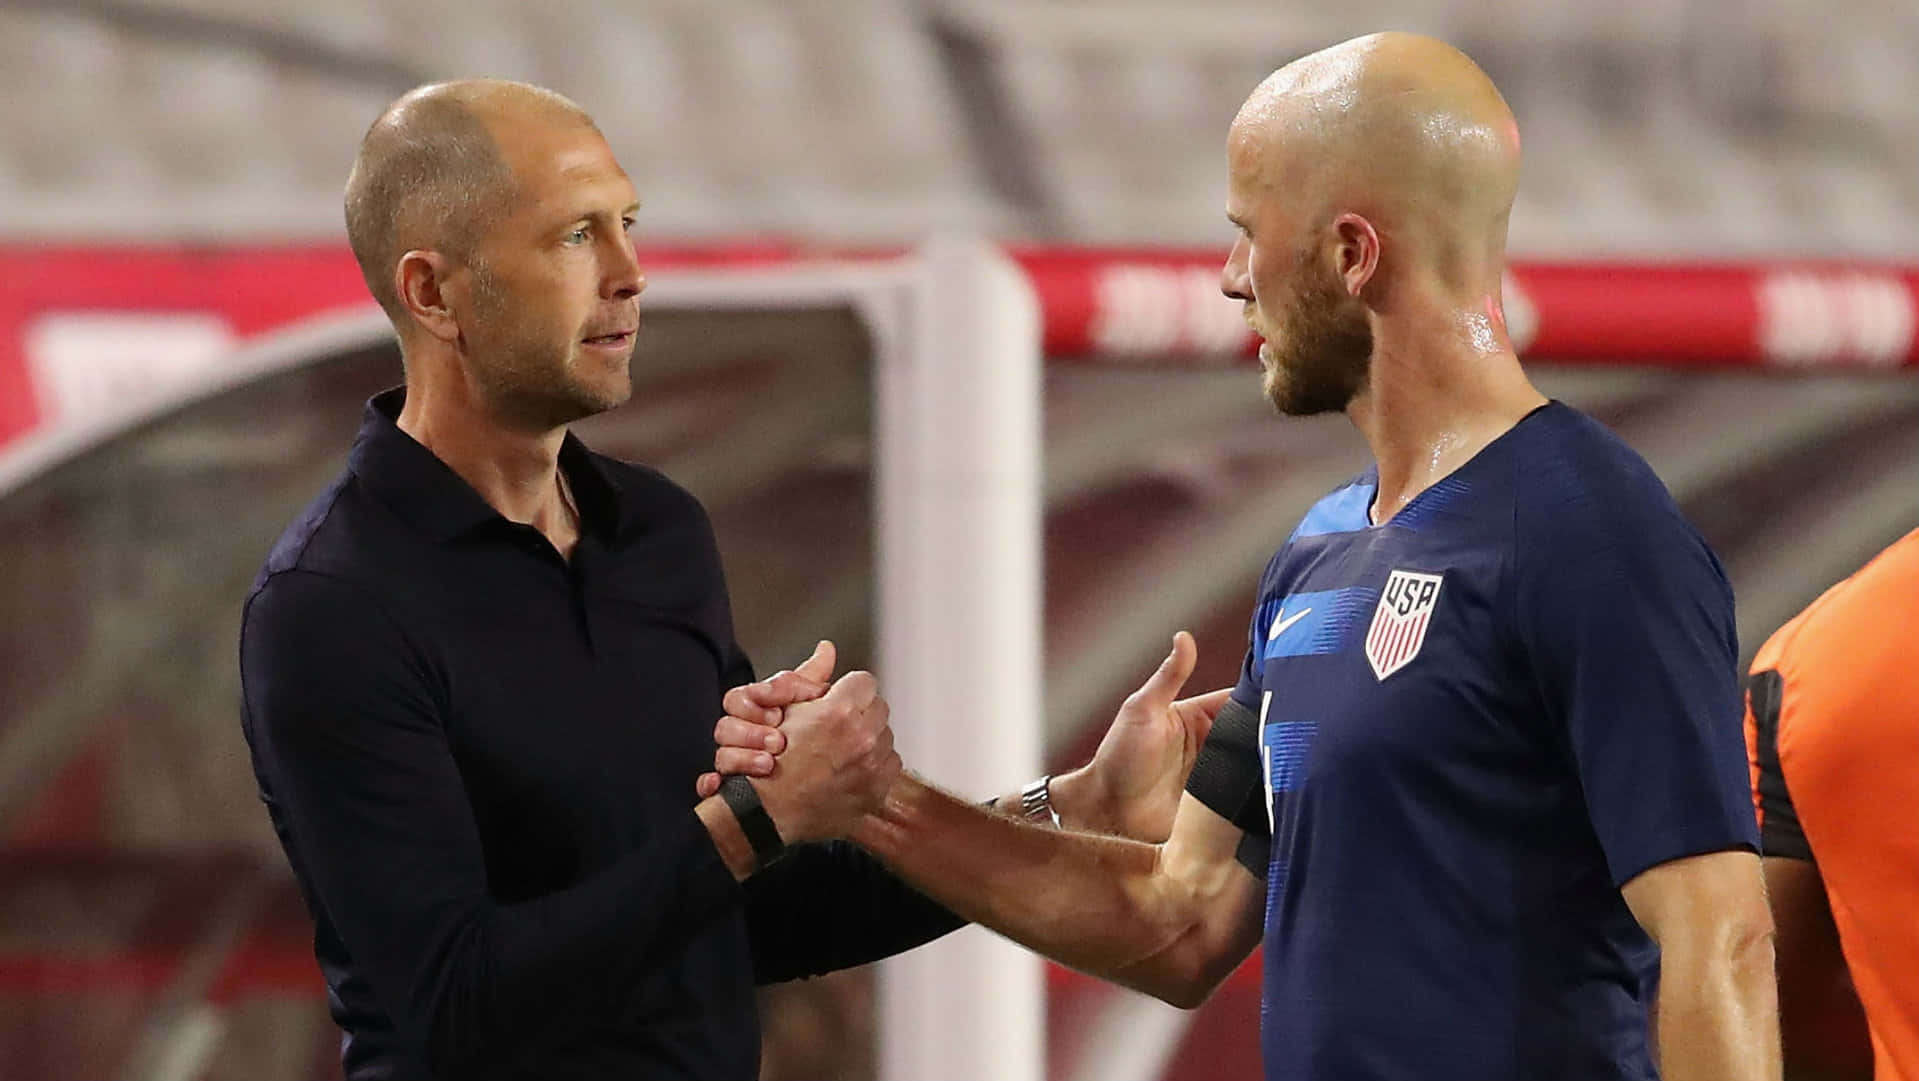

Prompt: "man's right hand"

[696,640,836,799]
[700,634,1231,844]
[745,668,899,845]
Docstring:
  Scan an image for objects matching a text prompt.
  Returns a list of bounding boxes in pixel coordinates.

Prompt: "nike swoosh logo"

[1268,606,1313,641]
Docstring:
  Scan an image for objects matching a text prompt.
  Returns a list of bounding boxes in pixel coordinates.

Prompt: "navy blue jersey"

[1202,403,1758,1081]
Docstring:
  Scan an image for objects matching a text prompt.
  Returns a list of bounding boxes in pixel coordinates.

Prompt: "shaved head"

[1221,34,1525,416]
[1230,32,1522,291]
[344,79,594,324]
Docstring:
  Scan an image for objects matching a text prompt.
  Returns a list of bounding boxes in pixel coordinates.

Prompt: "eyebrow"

[562,201,642,224]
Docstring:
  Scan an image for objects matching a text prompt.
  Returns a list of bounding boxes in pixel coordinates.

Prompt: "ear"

[1331,213,1381,298]
[396,250,462,344]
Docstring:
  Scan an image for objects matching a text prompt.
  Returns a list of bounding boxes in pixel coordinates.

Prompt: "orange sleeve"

[1746,663,1812,861]
[1743,675,1764,835]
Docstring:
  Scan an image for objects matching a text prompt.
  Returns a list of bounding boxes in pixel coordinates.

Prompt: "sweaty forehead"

[1227,107,1279,163]
[1226,114,1313,203]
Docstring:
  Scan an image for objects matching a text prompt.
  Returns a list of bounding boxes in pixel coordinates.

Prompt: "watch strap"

[718,775,786,867]
[1019,774,1061,828]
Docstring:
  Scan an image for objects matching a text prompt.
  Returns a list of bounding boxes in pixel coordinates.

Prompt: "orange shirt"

[1747,528,1919,1081]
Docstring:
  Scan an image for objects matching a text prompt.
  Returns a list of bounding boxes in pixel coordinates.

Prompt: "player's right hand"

[748,670,900,844]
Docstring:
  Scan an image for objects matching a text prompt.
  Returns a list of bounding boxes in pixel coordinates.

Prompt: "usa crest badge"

[1365,570,1444,681]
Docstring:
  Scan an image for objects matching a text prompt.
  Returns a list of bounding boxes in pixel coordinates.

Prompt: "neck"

[1345,287,1547,525]
[396,366,576,541]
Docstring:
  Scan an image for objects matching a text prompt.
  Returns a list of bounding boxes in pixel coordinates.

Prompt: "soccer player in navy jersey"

[710,31,1779,1081]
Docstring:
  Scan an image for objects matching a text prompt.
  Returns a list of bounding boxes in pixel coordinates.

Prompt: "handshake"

[696,631,1231,857]
[694,641,901,848]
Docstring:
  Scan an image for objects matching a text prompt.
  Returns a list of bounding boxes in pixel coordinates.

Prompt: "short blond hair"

[342,80,589,324]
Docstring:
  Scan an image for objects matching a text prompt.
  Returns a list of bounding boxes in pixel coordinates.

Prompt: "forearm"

[984,766,1119,834]
[1653,935,1782,1081]
[695,794,758,879]
[427,809,752,1068]
[746,840,965,983]
[852,773,1226,1005]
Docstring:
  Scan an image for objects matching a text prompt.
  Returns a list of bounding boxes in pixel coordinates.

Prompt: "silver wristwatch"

[1019,774,1061,828]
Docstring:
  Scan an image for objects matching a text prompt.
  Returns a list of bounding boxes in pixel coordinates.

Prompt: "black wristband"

[719,775,786,868]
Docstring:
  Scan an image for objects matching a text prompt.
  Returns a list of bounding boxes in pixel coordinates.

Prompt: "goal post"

[641,237,1047,1081]
[875,236,1045,1081]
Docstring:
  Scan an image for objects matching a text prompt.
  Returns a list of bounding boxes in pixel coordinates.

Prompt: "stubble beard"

[1261,257,1374,418]
[466,265,632,431]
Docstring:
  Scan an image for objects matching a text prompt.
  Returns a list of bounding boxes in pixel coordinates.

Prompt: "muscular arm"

[740,738,1188,983]
[852,780,1265,1008]
[742,746,1197,983]
[1621,849,1782,1081]
[743,759,1130,983]
[723,633,1242,983]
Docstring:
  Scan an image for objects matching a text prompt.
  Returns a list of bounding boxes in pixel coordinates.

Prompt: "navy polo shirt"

[240,389,959,1080]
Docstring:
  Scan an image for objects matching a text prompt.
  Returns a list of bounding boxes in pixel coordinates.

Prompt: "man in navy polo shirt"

[239,79,1219,1081]
[239,79,938,1081]
[243,75,1220,1081]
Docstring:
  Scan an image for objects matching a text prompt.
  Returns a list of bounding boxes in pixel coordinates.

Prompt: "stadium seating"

[0,0,1911,251]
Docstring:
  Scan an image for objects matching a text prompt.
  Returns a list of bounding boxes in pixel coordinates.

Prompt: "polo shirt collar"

[348,387,635,543]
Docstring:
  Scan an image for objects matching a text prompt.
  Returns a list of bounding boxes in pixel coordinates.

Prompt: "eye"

[564,225,590,244]
[622,216,637,233]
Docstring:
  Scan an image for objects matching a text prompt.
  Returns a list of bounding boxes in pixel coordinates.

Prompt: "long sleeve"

[715,617,966,981]
[240,570,743,1075]
[744,839,966,983]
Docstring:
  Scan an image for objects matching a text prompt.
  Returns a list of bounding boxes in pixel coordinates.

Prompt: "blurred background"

[1,1,1916,1079]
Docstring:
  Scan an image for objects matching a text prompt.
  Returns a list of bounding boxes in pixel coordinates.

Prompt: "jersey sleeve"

[1185,697,1268,840]
[1229,547,1288,711]
[1186,553,1285,872]
[1511,463,1760,888]
[1745,667,1813,860]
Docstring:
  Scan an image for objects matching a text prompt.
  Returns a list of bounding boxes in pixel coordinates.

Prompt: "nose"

[603,233,645,301]
[1221,234,1251,302]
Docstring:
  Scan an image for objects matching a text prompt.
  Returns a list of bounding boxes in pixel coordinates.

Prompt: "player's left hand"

[1063,631,1229,843]
[696,640,836,799]
[696,632,1228,843]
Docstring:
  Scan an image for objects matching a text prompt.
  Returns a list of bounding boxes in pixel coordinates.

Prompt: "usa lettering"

[1365,569,1445,681]
[1383,576,1439,617]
